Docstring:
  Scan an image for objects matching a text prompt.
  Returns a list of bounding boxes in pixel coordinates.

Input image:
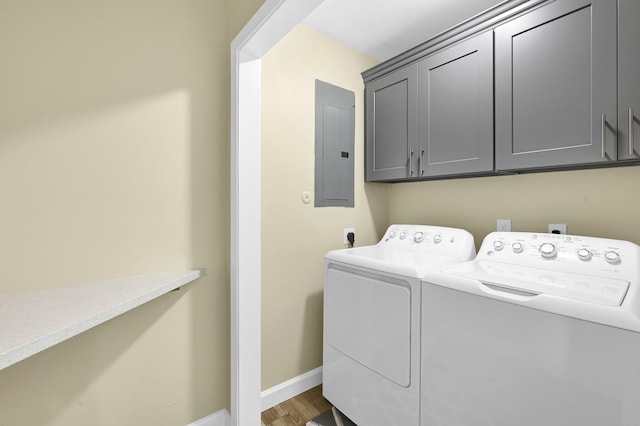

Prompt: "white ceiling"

[303,0,507,61]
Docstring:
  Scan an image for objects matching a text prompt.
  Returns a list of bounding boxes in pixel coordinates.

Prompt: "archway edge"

[230,1,324,425]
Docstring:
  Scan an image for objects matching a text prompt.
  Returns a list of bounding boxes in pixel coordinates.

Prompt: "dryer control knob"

[399,231,407,240]
[433,234,442,244]
[493,240,505,251]
[605,251,620,264]
[414,232,425,243]
[539,243,557,259]
[512,242,524,253]
[577,248,592,261]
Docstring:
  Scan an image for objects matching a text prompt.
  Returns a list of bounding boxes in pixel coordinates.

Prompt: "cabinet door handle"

[419,148,425,176]
[409,150,414,176]
[601,114,606,159]
[630,108,635,156]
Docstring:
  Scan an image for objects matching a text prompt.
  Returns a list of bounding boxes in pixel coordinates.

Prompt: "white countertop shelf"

[0,269,203,371]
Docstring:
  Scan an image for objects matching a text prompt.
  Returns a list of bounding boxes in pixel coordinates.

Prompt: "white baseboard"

[187,367,322,426]
[186,409,230,426]
[260,366,323,411]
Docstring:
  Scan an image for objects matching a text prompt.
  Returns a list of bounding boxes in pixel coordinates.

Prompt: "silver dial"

[605,251,620,264]
[539,243,557,259]
[577,248,592,261]
[512,242,524,253]
[493,240,504,251]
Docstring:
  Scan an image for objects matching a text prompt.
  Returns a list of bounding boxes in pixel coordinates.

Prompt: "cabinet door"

[365,64,418,182]
[618,0,640,161]
[495,0,617,171]
[417,31,494,177]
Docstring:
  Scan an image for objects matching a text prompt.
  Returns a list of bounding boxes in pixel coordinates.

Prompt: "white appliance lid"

[444,260,629,306]
[426,231,640,333]
[326,246,463,278]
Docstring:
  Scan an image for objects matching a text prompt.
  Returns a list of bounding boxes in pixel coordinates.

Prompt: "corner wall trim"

[186,409,230,426]
[230,0,324,423]
[261,367,323,411]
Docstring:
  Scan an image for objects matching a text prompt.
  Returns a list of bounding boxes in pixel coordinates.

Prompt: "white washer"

[323,224,476,426]
[421,231,640,426]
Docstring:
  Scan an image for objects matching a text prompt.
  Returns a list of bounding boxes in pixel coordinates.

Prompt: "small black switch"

[341,151,349,158]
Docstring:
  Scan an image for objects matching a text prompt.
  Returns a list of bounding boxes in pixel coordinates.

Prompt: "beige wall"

[0,0,261,423]
[226,0,266,41]
[389,166,640,248]
[260,25,388,390]
[8,0,634,420]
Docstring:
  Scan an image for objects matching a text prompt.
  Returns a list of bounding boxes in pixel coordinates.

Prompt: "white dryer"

[421,231,640,426]
[323,224,476,426]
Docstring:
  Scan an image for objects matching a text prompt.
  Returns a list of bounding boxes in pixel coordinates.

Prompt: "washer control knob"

[577,248,592,261]
[433,234,442,244]
[399,231,407,240]
[512,242,524,253]
[539,243,557,259]
[389,231,397,238]
[605,251,620,264]
[414,232,425,243]
[493,240,505,251]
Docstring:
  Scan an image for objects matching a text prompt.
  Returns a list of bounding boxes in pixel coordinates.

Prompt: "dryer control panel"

[326,224,476,278]
[380,224,476,259]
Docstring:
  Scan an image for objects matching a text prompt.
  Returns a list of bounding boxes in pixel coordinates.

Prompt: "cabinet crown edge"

[362,0,544,83]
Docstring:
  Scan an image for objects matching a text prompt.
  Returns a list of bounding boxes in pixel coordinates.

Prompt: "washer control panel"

[380,224,476,259]
[442,232,640,328]
[478,232,640,281]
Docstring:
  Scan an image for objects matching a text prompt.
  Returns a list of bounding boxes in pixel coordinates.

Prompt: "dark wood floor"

[261,385,332,426]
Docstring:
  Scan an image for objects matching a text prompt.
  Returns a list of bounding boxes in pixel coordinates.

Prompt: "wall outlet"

[548,223,567,234]
[343,228,355,245]
[497,219,511,232]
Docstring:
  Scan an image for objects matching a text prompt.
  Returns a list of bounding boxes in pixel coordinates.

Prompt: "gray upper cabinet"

[417,31,494,177]
[618,0,640,161]
[364,0,638,182]
[365,64,418,181]
[365,32,493,182]
[495,0,617,171]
